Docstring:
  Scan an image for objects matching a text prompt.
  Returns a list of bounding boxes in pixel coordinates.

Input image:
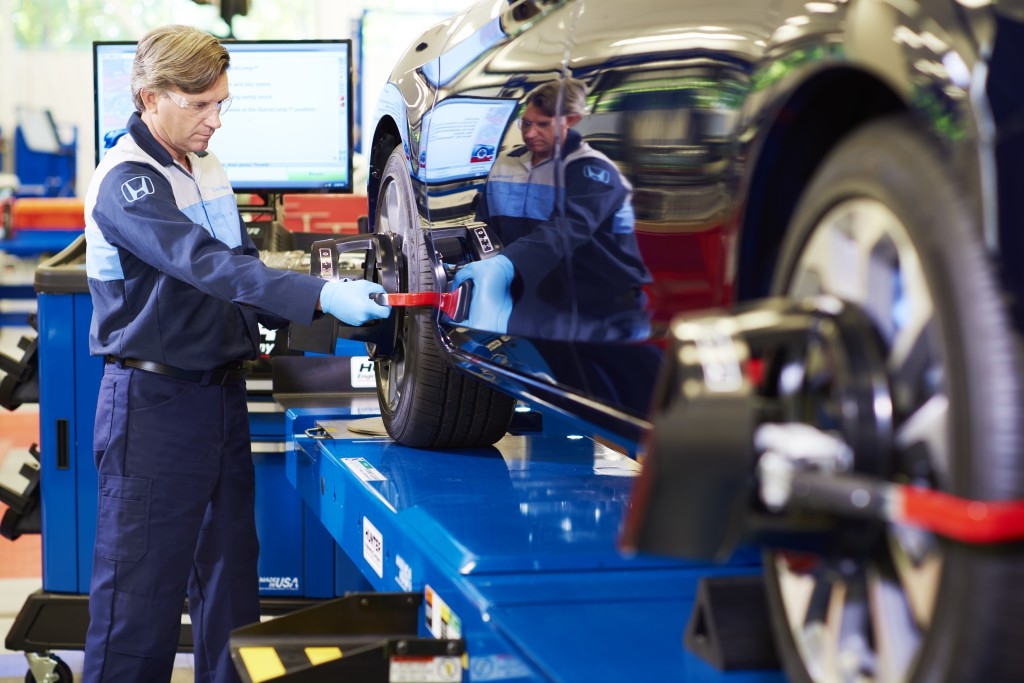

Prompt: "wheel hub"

[622,295,897,560]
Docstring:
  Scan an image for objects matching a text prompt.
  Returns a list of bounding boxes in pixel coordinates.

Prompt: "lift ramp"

[230,405,784,683]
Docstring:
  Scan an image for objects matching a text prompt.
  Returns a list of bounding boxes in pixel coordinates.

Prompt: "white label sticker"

[389,655,461,682]
[350,356,376,388]
[343,458,387,482]
[424,585,462,639]
[363,516,384,578]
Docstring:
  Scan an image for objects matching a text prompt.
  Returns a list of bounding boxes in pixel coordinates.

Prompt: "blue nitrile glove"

[452,254,514,333]
[319,279,391,325]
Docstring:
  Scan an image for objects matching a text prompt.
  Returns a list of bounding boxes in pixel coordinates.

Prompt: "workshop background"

[6,1,1024,681]
[0,0,469,198]
[0,0,465,679]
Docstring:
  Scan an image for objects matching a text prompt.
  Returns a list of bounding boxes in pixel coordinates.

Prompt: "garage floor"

[0,398,48,683]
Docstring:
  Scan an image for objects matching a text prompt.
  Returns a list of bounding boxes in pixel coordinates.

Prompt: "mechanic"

[81,25,390,683]
[458,77,651,341]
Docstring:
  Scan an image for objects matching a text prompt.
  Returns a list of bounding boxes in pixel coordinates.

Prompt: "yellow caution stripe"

[237,647,286,683]
[305,647,343,666]
[237,645,345,681]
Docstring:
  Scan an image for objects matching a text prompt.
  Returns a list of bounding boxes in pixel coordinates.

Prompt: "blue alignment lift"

[228,402,787,682]
[4,234,786,682]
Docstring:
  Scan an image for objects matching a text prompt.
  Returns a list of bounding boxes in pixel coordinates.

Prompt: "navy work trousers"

[83,363,259,683]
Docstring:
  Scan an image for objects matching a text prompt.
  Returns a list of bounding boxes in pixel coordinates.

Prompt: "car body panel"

[366,0,1022,448]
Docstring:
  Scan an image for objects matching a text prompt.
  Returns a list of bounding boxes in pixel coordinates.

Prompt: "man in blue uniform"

[81,25,389,683]
[458,77,651,341]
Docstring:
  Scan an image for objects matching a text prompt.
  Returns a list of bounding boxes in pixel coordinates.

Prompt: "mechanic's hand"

[452,255,514,333]
[319,279,391,325]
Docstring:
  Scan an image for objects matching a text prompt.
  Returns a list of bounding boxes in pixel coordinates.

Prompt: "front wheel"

[764,116,1024,682]
[372,148,515,449]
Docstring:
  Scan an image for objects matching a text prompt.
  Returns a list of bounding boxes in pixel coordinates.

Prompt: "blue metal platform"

[282,404,785,682]
[0,229,81,258]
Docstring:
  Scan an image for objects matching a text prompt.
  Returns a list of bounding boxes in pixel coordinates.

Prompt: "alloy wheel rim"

[773,198,948,683]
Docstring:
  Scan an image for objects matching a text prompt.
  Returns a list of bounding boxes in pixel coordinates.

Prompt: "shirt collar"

[126,112,175,167]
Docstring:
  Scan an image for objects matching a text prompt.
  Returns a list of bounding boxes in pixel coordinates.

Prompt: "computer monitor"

[92,39,355,195]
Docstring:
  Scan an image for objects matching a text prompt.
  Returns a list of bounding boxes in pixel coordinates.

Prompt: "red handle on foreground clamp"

[899,486,1024,544]
[786,469,1024,544]
[373,292,441,307]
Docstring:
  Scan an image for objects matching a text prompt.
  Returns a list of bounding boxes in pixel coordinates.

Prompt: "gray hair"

[130,25,229,112]
[526,78,587,117]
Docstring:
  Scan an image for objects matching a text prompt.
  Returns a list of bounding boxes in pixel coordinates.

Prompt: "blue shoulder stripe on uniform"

[487,179,555,222]
[84,224,125,281]
[611,201,635,234]
[180,193,242,248]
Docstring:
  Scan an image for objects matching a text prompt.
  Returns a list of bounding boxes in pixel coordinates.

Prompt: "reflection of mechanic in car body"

[455,78,652,341]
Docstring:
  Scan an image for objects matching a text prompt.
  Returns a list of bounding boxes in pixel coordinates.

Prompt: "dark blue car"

[316,1,1024,680]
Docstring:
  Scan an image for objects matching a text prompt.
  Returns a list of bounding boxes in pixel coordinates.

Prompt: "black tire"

[765,116,1024,682]
[372,148,515,449]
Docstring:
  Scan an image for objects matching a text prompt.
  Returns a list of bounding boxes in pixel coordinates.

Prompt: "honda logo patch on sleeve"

[121,176,155,202]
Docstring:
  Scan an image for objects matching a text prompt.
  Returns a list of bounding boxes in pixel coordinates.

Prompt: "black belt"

[105,356,247,385]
